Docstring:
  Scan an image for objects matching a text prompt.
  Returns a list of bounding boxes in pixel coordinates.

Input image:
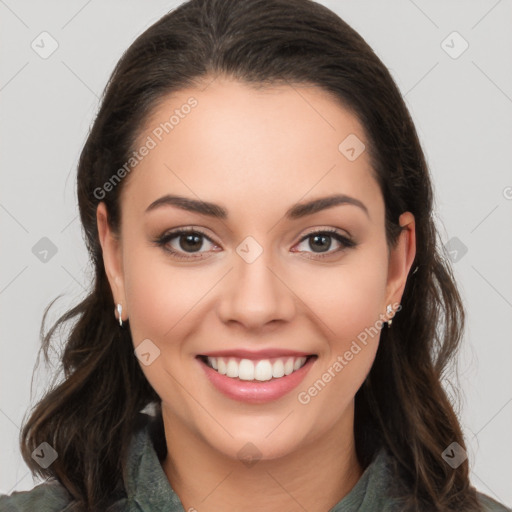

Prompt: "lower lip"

[197,356,316,404]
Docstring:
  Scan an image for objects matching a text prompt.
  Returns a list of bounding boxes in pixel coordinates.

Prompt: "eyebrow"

[145,193,369,219]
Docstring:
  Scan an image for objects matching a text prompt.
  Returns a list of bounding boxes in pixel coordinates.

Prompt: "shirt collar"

[123,413,185,511]
[123,412,394,512]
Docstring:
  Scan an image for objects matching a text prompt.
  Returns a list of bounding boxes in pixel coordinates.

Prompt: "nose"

[217,248,296,331]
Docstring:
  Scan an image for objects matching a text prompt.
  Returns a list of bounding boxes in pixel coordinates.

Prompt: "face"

[98,77,415,463]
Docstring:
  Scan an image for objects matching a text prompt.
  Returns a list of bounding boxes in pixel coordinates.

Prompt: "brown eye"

[155,228,216,260]
[176,232,204,252]
[294,229,356,259]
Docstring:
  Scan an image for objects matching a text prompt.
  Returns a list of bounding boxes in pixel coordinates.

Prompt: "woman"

[1,0,508,510]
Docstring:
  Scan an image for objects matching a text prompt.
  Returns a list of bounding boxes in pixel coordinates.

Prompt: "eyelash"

[154,227,356,261]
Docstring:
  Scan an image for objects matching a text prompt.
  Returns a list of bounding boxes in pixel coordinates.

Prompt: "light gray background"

[1,0,511,506]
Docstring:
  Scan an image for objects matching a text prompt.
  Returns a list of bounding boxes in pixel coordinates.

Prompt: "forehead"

[122,77,383,226]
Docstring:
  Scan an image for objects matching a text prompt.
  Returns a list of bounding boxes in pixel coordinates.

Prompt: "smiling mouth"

[197,355,317,382]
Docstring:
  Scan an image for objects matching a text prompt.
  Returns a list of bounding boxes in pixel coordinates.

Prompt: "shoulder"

[0,479,73,512]
[363,448,511,512]
[477,491,511,511]
[0,413,158,512]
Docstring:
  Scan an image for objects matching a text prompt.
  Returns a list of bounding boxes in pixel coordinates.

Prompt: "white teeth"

[217,358,227,375]
[293,358,303,371]
[254,360,273,381]
[226,358,239,378]
[272,359,285,378]
[284,357,294,375]
[239,359,255,381]
[205,356,308,381]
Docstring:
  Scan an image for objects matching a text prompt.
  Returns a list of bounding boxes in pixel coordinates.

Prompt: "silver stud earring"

[386,304,393,327]
[115,303,123,327]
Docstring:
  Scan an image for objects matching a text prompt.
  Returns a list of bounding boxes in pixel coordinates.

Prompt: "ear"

[384,211,416,314]
[96,202,127,322]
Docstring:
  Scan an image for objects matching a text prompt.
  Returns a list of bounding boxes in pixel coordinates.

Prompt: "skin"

[97,76,416,512]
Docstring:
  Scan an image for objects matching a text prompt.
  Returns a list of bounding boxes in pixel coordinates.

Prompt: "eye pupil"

[180,233,203,252]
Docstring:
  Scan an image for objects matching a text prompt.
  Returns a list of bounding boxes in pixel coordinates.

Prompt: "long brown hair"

[20,0,482,510]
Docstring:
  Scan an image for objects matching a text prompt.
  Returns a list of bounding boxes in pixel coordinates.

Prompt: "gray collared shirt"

[1,414,509,511]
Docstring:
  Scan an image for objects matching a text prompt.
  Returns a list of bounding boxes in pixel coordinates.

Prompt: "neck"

[161,404,363,512]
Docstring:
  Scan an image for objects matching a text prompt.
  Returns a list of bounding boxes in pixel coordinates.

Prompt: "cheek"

[293,245,388,418]
[123,249,169,340]
[121,247,210,407]
[296,266,386,434]
[122,245,212,342]
[297,250,388,349]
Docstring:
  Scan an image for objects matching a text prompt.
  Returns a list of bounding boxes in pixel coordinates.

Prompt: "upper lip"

[198,349,315,360]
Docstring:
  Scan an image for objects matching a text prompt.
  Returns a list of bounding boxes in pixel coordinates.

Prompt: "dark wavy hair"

[20,0,482,510]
